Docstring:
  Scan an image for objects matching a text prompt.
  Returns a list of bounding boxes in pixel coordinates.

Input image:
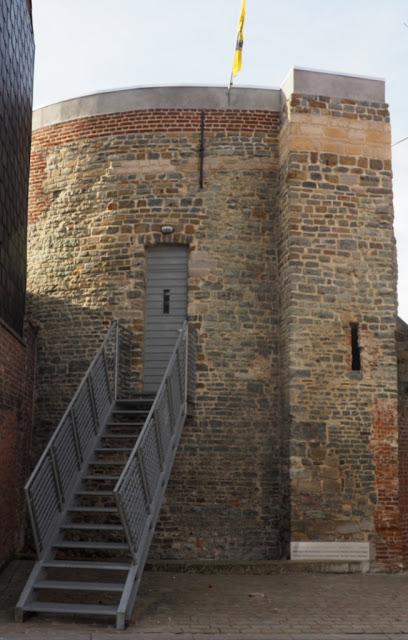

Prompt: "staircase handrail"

[25,322,132,556]
[114,321,191,577]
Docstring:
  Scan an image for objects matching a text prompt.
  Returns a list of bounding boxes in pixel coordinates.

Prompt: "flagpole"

[228,70,234,92]
[228,38,236,91]
[228,32,237,92]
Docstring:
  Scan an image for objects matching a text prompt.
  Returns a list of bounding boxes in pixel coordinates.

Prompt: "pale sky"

[32,0,408,318]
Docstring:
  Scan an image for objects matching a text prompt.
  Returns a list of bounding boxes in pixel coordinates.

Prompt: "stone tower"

[27,68,404,570]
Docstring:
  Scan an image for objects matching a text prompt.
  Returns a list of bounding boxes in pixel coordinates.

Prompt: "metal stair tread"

[53,541,128,550]
[101,432,139,437]
[116,397,153,402]
[111,409,149,414]
[61,523,123,531]
[22,601,118,616]
[106,414,147,427]
[74,490,113,496]
[95,448,133,453]
[43,560,130,570]
[115,404,152,408]
[34,580,124,592]
[90,460,125,466]
[83,475,120,480]
[68,506,118,513]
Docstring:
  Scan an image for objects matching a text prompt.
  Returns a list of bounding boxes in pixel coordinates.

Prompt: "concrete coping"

[32,67,386,130]
[281,67,385,105]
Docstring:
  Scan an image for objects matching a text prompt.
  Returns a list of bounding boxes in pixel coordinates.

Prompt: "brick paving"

[2,559,408,638]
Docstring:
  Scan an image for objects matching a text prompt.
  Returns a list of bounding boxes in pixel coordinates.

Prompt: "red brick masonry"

[0,322,36,568]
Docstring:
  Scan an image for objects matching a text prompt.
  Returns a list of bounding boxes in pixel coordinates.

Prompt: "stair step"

[90,461,124,466]
[22,601,118,616]
[43,560,130,571]
[106,421,144,427]
[68,507,118,513]
[35,580,124,592]
[83,475,120,481]
[95,448,132,453]
[61,523,123,531]
[75,490,113,497]
[111,409,149,414]
[117,397,153,403]
[101,433,139,439]
[115,404,152,409]
[53,541,128,550]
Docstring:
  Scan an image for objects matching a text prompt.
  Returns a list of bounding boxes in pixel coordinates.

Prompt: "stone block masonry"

[27,100,284,561]
[27,70,405,569]
[279,87,401,568]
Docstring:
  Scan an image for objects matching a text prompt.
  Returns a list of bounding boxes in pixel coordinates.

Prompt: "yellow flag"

[232,0,245,77]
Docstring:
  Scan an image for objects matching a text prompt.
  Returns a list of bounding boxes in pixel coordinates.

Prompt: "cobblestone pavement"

[2,559,408,639]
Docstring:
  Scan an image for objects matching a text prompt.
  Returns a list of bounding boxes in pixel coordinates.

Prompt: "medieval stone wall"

[27,105,287,560]
[279,91,401,568]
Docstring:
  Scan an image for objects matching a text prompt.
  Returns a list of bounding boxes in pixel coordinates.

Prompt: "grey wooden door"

[143,245,188,392]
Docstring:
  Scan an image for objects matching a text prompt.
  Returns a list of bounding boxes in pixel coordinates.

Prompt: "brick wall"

[397,318,408,567]
[0,322,36,567]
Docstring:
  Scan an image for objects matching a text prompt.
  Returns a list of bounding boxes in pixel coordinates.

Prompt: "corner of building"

[278,67,402,570]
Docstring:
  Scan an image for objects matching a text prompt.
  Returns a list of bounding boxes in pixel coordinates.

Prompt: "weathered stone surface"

[279,91,401,570]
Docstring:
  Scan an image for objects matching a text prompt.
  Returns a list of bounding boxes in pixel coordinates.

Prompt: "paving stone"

[5,566,408,638]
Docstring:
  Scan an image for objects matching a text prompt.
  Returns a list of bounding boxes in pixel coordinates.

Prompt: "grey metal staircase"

[16,321,196,629]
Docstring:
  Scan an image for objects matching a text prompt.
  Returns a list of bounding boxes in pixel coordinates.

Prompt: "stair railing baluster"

[49,446,64,509]
[70,408,83,465]
[166,377,176,435]
[153,410,164,469]
[101,349,112,412]
[87,376,99,435]
[136,449,152,513]
[25,485,42,555]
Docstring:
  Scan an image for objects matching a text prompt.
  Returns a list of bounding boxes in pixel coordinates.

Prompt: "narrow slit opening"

[350,322,361,371]
[163,289,170,314]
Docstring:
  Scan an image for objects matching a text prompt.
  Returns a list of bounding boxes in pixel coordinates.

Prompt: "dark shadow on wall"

[0,320,36,568]
[26,291,142,465]
[25,292,290,564]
